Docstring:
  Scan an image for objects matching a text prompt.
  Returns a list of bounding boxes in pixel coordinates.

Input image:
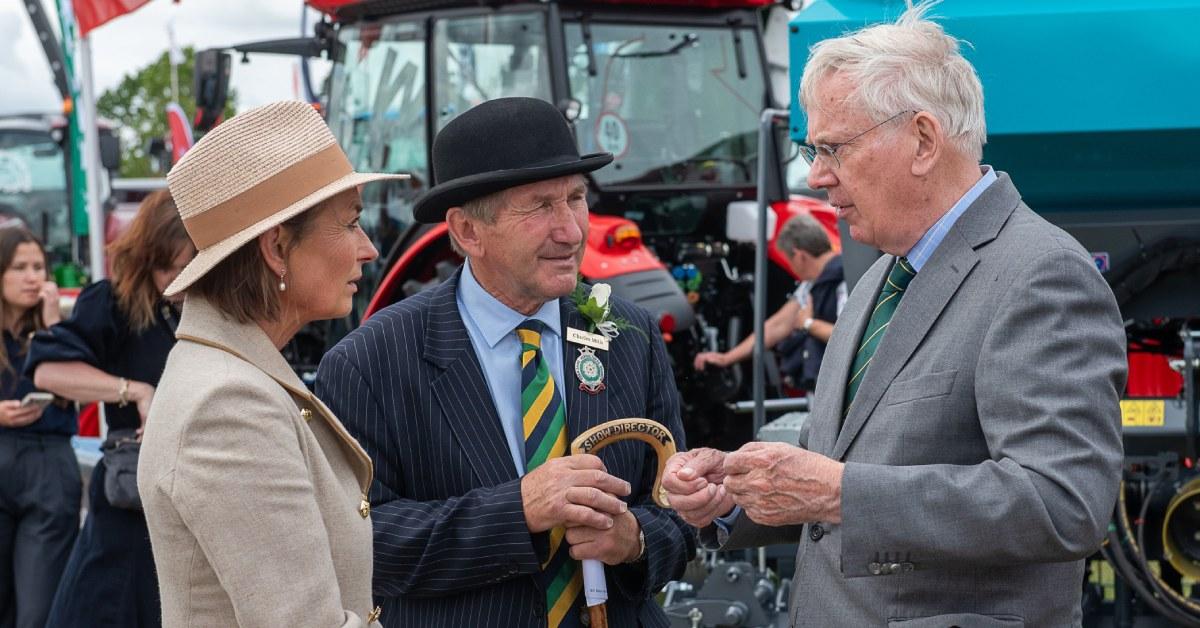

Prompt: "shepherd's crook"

[569,418,677,628]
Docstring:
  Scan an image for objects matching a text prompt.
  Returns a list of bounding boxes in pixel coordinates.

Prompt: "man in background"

[694,213,844,391]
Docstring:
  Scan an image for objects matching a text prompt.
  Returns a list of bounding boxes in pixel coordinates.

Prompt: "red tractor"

[200,0,837,448]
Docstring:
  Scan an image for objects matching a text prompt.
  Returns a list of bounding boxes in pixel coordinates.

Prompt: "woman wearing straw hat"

[138,101,406,627]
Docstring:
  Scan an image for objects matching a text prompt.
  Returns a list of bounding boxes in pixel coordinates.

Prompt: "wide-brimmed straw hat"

[164,101,408,296]
[412,97,612,223]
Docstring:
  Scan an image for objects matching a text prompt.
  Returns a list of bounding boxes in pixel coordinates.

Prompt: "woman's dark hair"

[108,190,194,331]
[0,227,48,373]
[188,199,322,324]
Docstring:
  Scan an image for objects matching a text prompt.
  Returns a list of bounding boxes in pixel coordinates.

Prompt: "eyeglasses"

[798,110,916,170]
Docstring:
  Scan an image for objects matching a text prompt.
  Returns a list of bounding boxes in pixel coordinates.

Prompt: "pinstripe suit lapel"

[425,272,519,485]
[560,299,610,441]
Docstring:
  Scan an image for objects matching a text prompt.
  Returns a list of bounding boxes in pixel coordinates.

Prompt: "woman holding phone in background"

[0,226,77,628]
[28,190,193,628]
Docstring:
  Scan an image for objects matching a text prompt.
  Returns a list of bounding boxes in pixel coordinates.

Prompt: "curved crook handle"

[569,418,678,508]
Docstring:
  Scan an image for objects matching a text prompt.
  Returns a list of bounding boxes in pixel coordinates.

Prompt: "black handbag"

[101,429,143,510]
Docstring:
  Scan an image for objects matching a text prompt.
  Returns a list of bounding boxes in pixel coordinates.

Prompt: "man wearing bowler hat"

[316,97,694,627]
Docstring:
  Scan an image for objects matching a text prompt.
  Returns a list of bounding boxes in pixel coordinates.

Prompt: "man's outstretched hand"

[663,448,735,528]
[724,442,843,526]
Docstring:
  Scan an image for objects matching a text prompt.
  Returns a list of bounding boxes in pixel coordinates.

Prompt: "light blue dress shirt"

[456,260,567,477]
[904,166,997,271]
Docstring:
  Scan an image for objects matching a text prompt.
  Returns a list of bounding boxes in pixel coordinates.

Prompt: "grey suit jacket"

[719,173,1126,628]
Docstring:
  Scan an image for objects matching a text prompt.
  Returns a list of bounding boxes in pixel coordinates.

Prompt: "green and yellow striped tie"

[517,320,582,628]
[844,257,915,412]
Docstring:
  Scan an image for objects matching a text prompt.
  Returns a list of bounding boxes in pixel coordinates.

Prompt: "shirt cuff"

[712,506,743,545]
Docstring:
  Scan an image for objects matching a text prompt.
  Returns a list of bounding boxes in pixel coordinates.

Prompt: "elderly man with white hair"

[663,3,1126,626]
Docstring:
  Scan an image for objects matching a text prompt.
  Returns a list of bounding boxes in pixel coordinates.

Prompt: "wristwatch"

[802,317,815,332]
[117,377,130,407]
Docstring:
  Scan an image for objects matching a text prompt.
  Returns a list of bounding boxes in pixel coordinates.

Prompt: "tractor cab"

[321,2,776,278]
[202,0,835,447]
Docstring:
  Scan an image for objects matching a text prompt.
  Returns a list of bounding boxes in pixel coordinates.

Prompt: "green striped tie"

[844,258,916,412]
[517,320,582,628]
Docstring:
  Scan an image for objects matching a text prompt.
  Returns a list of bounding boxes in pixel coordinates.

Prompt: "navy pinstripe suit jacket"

[315,271,695,627]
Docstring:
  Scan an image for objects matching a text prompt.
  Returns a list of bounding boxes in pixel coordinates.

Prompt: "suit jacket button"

[869,562,883,575]
[900,561,914,572]
[580,609,591,626]
[809,523,825,542]
[888,562,902,574]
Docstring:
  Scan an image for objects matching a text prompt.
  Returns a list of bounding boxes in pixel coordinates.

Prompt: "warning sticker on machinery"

[595,112,630,159]
[1121,400,1165,427]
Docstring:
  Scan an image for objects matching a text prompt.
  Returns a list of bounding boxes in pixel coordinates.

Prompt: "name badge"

[566,327,610,351]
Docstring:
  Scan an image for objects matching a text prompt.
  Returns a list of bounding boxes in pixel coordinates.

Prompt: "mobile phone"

[20,392,54,408]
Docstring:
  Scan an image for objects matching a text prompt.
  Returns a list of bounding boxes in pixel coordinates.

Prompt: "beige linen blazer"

[139,296,381,627]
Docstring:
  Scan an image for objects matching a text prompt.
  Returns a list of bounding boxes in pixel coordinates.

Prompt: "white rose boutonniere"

[570,281,647,342]
[590,283,611,310]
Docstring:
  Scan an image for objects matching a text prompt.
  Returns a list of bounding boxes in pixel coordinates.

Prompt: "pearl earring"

[278,267,287,292]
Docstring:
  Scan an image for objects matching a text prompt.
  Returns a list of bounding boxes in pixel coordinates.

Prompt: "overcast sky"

[2,0,326,116]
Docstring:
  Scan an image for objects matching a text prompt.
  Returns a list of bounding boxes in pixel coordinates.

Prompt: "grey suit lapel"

[830,172,1021,460]
[424,272,519,485]
[560,299,610,440]
[809,263,884,455]
[831,236,979,459]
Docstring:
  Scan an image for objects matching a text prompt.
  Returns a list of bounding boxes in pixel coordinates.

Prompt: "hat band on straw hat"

[183,143,354,249]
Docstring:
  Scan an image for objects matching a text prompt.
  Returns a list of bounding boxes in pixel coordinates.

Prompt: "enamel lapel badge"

[574,346,606,394]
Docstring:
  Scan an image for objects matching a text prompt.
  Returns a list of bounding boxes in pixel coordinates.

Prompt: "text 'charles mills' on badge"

[566,327,610,352]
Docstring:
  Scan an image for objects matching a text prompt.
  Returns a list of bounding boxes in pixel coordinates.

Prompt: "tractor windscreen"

[564,20,765,188]
[433,13,553,131]
[325,11,554,316]
[0,125,71,261]
[326,19,429,317]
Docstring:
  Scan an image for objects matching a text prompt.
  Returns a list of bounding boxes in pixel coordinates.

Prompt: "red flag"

[165,102,193,164]
[72,0,153,36]
[306,0,359,16]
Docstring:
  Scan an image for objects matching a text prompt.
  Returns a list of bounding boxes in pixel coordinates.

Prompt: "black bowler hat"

[413,97,613,223]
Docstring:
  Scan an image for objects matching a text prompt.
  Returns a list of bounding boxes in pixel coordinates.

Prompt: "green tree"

[97,46,237,178]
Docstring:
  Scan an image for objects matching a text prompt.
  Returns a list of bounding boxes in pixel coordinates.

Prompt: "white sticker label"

[567,327,610,351]
[582,558,608,607]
